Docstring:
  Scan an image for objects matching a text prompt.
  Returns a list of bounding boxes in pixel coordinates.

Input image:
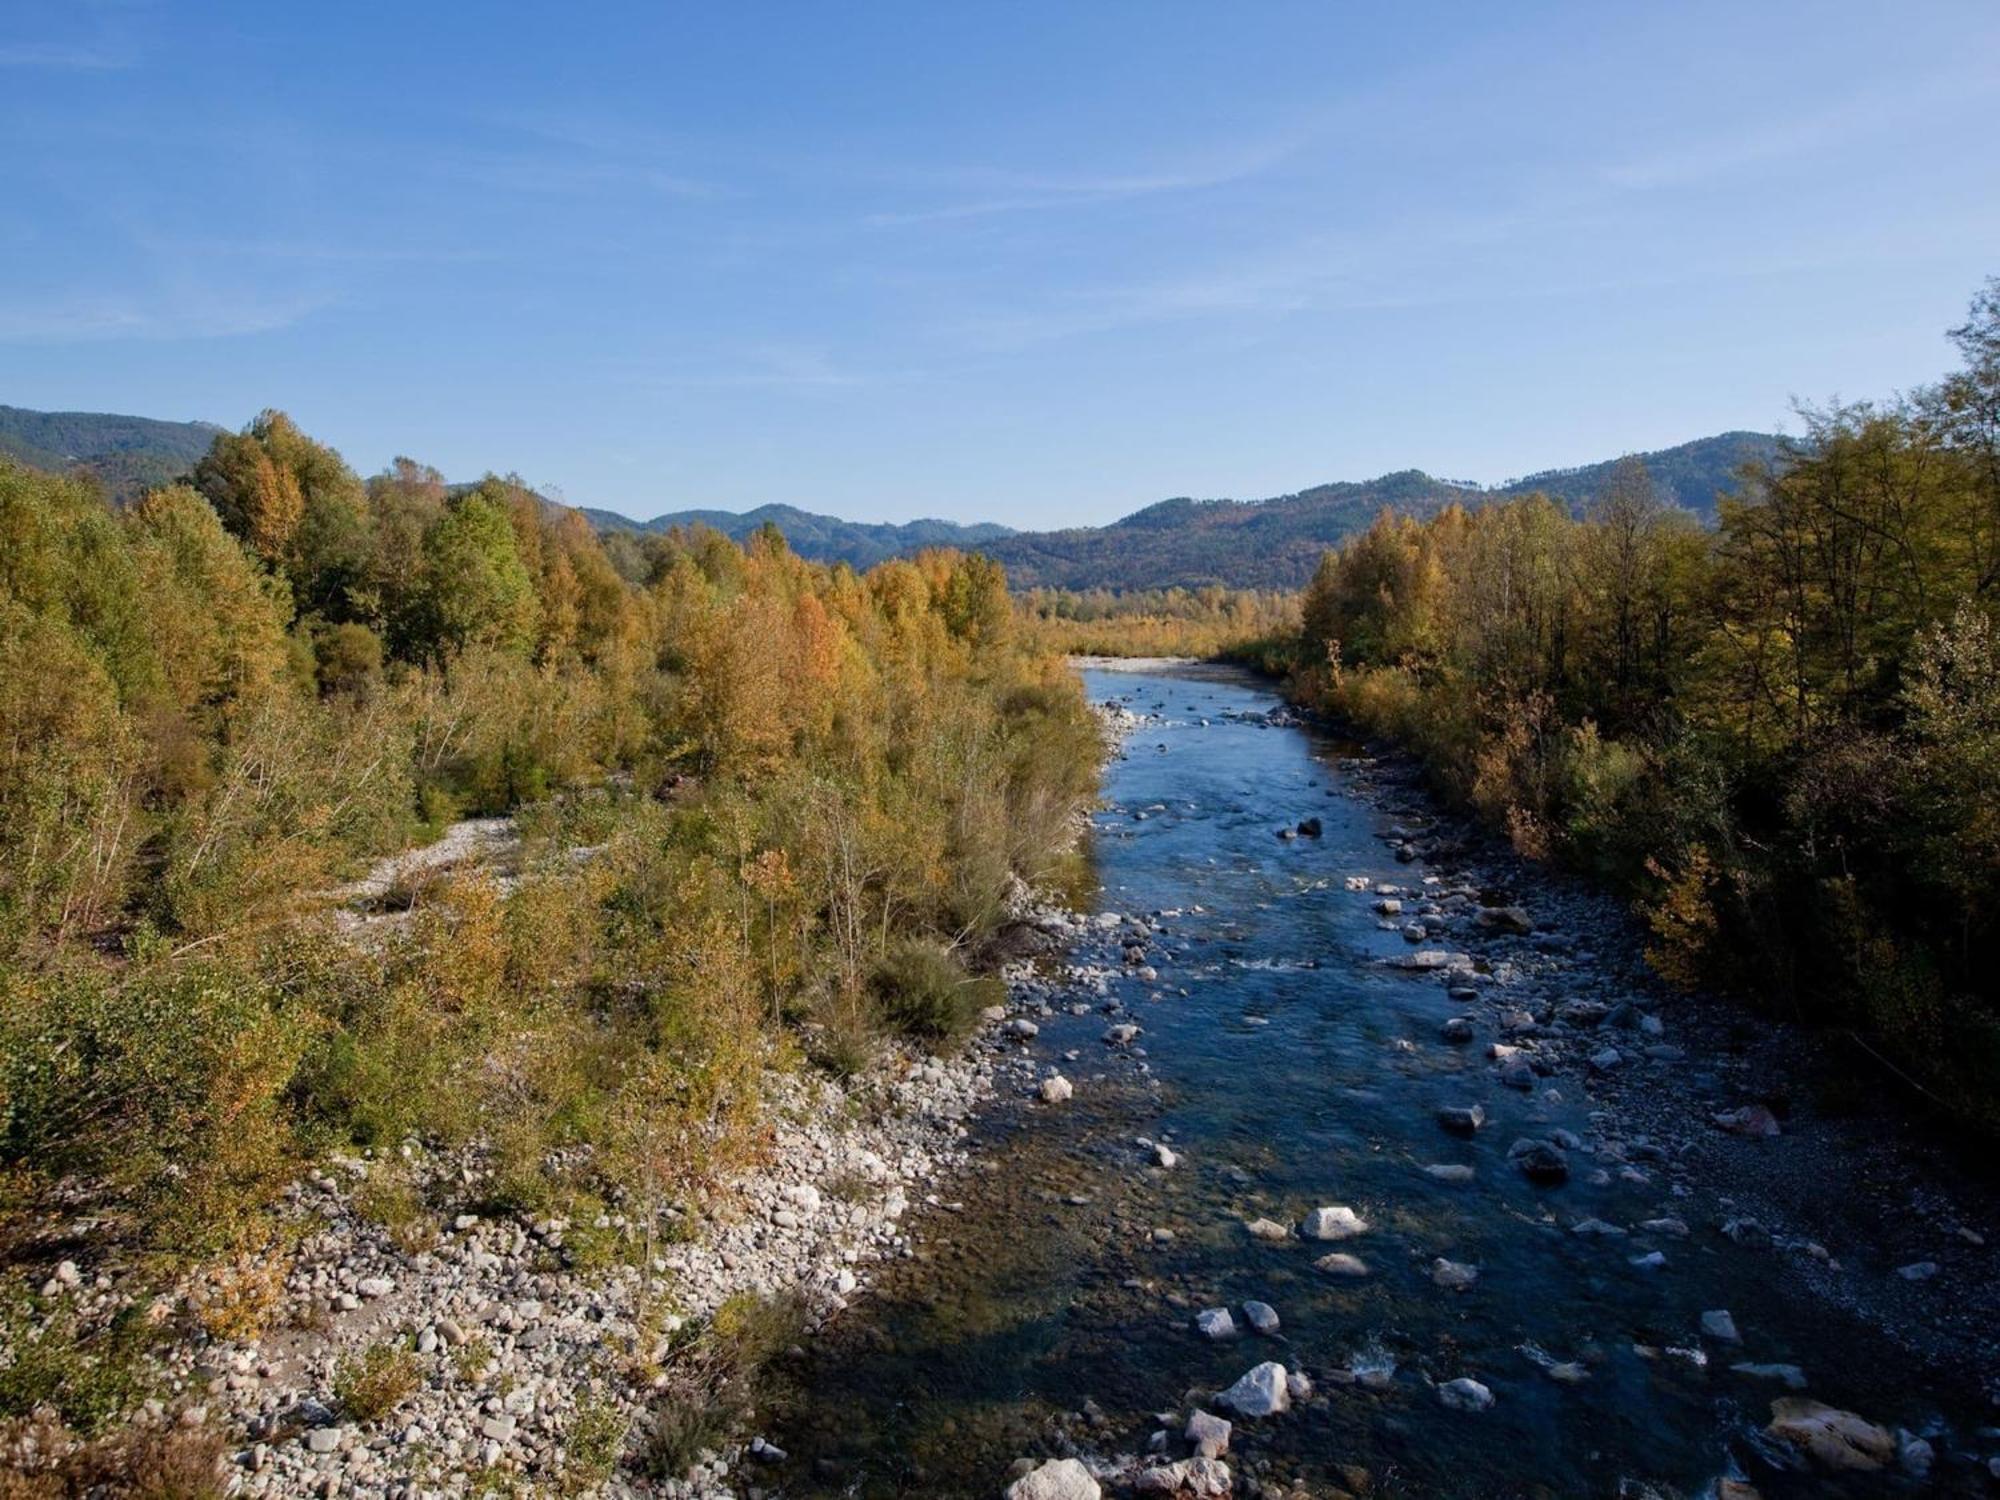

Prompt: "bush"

[332,1341,421,1423]
[867,939,995,1045]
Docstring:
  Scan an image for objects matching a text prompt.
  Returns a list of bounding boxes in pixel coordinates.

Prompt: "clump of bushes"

[867,939,998,1045]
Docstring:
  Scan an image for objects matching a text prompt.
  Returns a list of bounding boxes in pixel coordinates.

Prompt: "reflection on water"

[761,667,1978,1499]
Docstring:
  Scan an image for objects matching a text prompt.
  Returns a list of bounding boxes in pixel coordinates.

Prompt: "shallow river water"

[762,666,1987,1499]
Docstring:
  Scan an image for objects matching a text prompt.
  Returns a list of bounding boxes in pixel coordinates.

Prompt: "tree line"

[1287,279,2000,1130]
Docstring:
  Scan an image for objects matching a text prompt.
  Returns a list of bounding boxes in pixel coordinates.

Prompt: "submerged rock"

[1431,1257,1479,1292]
[1700,1309,1740,1343]
[1437,1104,1487,1133]
[1315,1252,1370,1277]
[1241,1300,1279,1335]
[1438,1377,1495,1412]
[1301,1205,1369,1241]
[1508,1137,1570,1184]
[1712,1104,1781,1138]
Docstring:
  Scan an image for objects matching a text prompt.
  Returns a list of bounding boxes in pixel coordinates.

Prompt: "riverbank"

[0,703,1138,1498]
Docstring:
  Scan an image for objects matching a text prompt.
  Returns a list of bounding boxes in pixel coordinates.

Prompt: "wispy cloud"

[0,40,132,69]
[0,290,328,344]
[862,130,1309,227]
[1603,62,2000,190]
[644,344,918,392]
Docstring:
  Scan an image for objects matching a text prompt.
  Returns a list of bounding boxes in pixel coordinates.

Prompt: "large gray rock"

[1005,1457,1102,1500]
[1217,1361,1290,1417]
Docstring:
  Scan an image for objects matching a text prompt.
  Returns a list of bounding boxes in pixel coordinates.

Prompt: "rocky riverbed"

[751,663,2000,1500]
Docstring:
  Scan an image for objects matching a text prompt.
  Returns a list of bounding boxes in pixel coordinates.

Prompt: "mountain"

[980,431,1783,591]
[0,404,226,505]
[583,501,1015,571]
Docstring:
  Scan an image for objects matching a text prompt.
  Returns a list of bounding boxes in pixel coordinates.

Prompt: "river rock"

[1243,1217,1291,1242]
[1764,1398,1895,1472]
[1186,1408,1231,1458]
[1006,1457,1102,1500]
[1006,1018,1041,1041]
[1895,1260,1938,1281]
[1196,1307,1238,1341]
[1508,1137,1569,1184]
[1241,1300,1279,1335]
[1039,1075,1074,1104]
[1217,1361,1290,1417]
[1314,1252,1370,1277]
[1301,1205,1368,1240]
[1440,1017,1475,1043]
[1431,1257,1479,1291]
[1437,1104,1486,1133]
[1477,906,1534,934]
[1135,1458,1231,1496]
[1713,1104,1781,1137]
[1701,1309,1740,1343]
[1424,1163,1475,1185]
[1438,1377,1494,1412]
[1297,817,1322,838]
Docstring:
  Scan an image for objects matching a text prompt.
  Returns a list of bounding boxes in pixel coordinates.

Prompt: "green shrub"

[867,939,995,1045]
[332,1341,421,1423]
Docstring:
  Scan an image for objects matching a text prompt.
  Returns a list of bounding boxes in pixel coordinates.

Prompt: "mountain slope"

[583,501,1015,571]
[0,405,225,504]
[982,431,1783,591]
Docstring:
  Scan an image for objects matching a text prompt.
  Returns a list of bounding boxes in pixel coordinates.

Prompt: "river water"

[761,665,1985,1499]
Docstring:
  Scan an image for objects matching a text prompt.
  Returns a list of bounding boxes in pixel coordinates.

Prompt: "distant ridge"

[0,404,225,505]
[0,404,1781,590]
[581,501,1015,572]
[977,431,1784,590]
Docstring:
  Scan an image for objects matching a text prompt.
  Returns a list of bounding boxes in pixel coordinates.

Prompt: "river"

[758,664,1993,1499]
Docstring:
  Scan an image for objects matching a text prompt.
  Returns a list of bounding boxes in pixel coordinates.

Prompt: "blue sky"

[4,2,1997,527]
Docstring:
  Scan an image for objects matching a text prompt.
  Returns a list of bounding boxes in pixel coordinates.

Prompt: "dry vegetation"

[0,417,1100,1468]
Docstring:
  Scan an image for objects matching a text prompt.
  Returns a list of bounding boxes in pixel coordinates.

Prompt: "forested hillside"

[981,432,1782,591]
[584,501,1014,571]
[0,404,224,505]
[1282,280,2000,1130]
[0,414,1099,1477]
